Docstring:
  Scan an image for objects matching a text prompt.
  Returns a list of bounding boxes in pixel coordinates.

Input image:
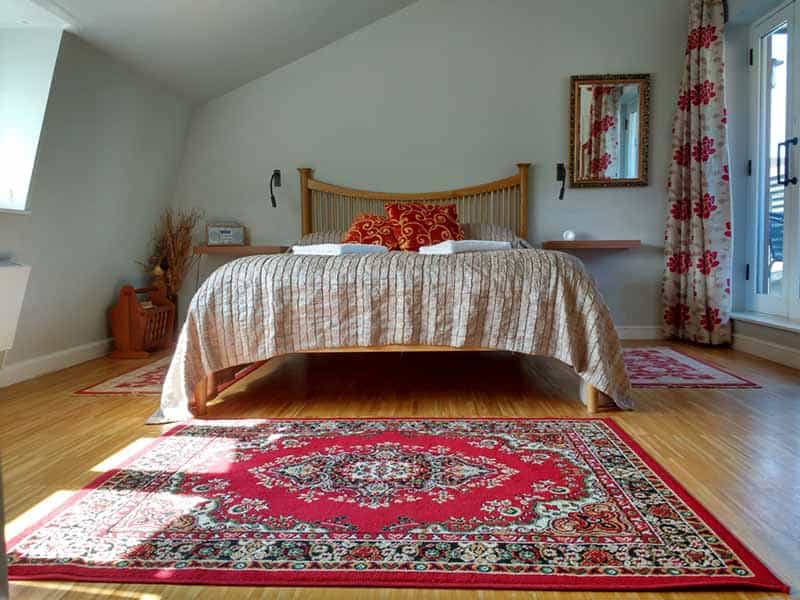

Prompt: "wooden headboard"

[298,163,532,239]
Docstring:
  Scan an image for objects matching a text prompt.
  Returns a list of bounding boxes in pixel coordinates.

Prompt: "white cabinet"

[0,261,31,364]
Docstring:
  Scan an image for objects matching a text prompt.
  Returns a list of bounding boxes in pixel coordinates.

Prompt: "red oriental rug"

[6,418,787,592]
[623,347,760,388]
[75,358,264,396]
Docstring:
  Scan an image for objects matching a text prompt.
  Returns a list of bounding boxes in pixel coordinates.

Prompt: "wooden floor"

[1,341,798,599]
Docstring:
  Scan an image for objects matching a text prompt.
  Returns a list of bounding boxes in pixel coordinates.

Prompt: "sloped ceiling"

[30,0,416,101]
[0,0,69,27]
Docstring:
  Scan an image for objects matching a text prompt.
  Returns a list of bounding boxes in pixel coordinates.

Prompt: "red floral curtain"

[663,0,731,344]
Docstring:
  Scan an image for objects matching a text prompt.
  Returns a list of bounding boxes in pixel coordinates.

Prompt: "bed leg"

[190,374,213,417]
[206,372,219,402]
[581,381,599,414]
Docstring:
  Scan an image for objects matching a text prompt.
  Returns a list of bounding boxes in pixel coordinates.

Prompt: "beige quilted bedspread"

[150,249,632,423]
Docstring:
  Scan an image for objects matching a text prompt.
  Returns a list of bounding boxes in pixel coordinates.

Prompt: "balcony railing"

[769,174,784,263]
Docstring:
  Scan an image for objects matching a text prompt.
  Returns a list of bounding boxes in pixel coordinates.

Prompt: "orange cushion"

[341,213,399,249]
[385,203,465,251]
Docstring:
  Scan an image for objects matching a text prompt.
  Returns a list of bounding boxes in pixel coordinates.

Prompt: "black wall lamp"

[556,163,566,200]
[269,169,281,207]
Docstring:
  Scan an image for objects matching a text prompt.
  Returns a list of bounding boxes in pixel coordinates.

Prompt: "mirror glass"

[570,75,650,187]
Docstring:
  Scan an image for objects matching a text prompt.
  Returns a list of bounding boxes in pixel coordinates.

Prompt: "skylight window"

[0,28,62,212]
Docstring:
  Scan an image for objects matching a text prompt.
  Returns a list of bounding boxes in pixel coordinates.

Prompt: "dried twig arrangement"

[142,208,203,296]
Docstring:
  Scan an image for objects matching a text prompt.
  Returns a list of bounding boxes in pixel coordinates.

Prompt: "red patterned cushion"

[385,203,465,251]
[341,213,399,249]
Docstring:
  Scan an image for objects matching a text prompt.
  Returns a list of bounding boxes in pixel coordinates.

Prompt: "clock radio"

[206,223,247,246]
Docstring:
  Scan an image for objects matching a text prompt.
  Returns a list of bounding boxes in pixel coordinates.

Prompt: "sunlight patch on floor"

[91,438,158,472]
[10,490,208,562]
[12,581,160,599]
[5,490,74,540]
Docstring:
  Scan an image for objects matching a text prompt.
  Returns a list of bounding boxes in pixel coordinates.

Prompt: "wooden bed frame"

[299,163,530,239]
[191,163,602,415]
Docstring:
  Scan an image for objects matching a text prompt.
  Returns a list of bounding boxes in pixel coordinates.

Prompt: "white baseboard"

[732,333,800,370]
[616,326,665,340]
[0,338,112,388]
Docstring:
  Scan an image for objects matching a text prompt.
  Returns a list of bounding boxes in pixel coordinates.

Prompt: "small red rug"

[624,347,760,388]
[75,359,264,396]
[7,418,786,592]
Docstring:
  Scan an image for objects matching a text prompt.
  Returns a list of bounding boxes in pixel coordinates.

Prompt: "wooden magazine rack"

[109,284,175,358]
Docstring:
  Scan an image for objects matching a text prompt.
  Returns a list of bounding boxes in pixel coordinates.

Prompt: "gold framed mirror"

[569,74,650,187]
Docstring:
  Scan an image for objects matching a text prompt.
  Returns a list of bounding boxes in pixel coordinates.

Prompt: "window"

[0,29,61,213]
[748,1,800,319]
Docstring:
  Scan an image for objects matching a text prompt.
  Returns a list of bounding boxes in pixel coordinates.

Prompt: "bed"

[149,164,632,423]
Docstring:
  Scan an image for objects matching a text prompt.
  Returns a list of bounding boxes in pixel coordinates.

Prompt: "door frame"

[747,0,800,319]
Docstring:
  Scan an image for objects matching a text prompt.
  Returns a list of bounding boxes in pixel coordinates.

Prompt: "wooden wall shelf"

[193,245,289,256]
[542,240,641,251]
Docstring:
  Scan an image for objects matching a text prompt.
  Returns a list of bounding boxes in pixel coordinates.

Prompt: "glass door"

[749,2,800,319]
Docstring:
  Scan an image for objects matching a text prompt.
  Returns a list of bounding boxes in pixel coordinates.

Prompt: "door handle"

[778,137,798,186]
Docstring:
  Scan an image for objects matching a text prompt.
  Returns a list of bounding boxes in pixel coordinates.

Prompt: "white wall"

[0,28,62,212]
[174,0,689,330]
[0,32,190,368]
